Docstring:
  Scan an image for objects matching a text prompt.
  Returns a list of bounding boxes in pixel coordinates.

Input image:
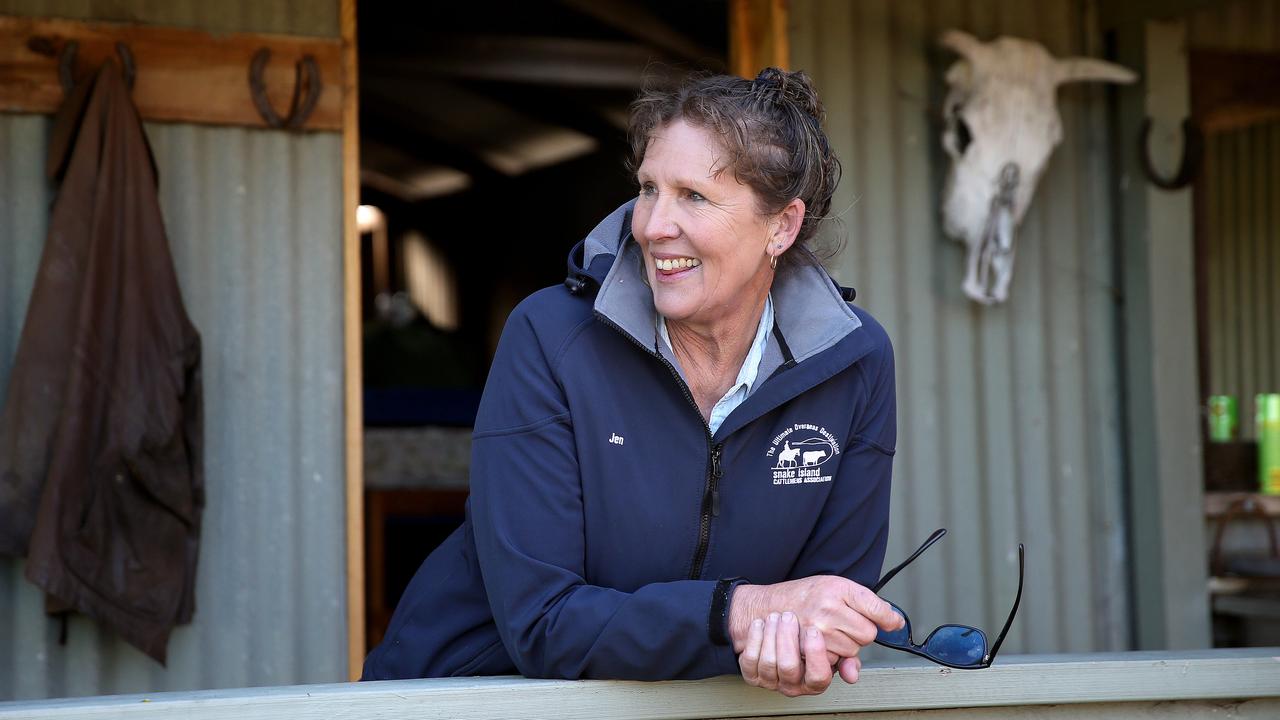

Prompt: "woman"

[363,68,902,698]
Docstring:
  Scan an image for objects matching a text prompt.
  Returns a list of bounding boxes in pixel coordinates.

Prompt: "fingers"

[800,626,834,695]
[759,613,780,689]
[775,613,804,695]
[740,613,834,697]
[846,583,905,633]
[824,605,881,650]
[838,655,863,684]
[738,618,765,685]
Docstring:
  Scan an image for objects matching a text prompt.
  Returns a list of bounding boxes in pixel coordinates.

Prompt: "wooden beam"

[1190,50,1280,134]
[0,15,343,130]
[471,82,630,148]
[557,0,724,71]
[729,0,789,79]
[359,105,508,185]
[340,0,366,683]
[361,36,667,89]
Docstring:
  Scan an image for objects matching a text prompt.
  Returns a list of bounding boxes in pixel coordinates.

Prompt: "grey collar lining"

[592,235,861,369]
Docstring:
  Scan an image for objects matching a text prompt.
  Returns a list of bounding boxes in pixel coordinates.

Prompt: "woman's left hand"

[739,611,850,696]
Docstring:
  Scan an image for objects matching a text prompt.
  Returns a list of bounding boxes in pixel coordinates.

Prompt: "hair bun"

[752,67,823,121]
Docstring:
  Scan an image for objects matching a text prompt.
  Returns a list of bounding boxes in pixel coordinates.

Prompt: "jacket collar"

[567,199,866,368]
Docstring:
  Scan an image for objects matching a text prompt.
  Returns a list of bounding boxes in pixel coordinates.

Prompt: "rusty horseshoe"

[248,47,322,130]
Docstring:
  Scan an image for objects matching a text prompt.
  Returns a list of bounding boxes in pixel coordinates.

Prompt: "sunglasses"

[870,529,1024,669]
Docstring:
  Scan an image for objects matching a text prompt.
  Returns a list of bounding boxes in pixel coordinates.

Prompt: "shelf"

[1205,492,1280,518]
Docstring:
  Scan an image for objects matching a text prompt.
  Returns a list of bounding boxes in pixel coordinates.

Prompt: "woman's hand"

[729,577,903,662]
[739,611,855,696]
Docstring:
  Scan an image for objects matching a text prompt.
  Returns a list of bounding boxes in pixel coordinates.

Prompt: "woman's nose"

[641,197,679,241]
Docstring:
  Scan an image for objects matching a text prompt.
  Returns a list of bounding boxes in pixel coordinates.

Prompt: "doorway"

[354,0,728,652]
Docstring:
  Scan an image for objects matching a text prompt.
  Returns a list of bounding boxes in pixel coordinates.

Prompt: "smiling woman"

[362,68,901,699]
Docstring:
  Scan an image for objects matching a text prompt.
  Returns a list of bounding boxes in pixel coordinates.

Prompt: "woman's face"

[632,120,793,331]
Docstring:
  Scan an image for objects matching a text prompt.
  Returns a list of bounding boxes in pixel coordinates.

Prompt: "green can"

[1208,395,1238,442]
[1257,393,1280,496]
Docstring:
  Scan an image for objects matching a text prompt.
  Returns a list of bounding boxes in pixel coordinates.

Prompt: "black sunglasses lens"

[876,601,911,647]
[921,625,988,666]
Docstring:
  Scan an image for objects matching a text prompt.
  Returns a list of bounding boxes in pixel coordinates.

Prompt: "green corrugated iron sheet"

[0,0,345,702]
[1204,122,1280,434]
[1193,1,1280,435]
[792,0,1130,660]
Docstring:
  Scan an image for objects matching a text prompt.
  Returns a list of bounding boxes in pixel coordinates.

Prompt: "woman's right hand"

[738,611,864,696]
[728,576,903,662]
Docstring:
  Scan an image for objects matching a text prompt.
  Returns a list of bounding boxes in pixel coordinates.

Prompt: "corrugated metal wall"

[1192,1,1280,437]
[0,1,346,701]
[1203,121,1280,437]
[1189,0,1280,50]
[792,0,1129,659]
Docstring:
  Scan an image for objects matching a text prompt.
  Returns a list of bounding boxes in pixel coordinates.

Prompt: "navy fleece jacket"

[363,200,896,681]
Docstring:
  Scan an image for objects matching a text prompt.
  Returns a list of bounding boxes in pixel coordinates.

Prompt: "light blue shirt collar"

[657,294,773,435]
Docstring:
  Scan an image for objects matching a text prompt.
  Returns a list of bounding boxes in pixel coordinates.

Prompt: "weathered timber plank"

[755,698,1280,720]
[0,15,343,130]
[1,650,1277,720]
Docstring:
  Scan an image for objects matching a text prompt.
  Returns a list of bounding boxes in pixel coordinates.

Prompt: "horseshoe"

[59,40,136,94]
[249,47,322,130]
[1139,117,1201,191]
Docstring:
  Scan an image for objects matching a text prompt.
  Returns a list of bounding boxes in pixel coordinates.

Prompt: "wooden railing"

[2,649,1278,719]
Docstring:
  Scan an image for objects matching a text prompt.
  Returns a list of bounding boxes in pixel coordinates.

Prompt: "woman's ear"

[770,197,806,255]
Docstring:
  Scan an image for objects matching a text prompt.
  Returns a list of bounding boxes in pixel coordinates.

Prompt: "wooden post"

[341,0,367,682]
[728,0,788,79]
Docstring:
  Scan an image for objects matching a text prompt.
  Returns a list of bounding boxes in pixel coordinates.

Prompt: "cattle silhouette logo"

[766,423,841,485]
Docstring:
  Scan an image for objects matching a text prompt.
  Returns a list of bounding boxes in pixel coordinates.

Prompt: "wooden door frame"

[341,0,365,682]
[729,0,788,77]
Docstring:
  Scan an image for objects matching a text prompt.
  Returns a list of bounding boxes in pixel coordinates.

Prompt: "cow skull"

[939,30,1136,304]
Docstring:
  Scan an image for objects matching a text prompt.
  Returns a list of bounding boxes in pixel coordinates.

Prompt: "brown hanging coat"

[0,60,203,664]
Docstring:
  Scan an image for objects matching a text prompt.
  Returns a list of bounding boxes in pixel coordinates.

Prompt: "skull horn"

[939,30,991,68]
[1054,57,1138,85]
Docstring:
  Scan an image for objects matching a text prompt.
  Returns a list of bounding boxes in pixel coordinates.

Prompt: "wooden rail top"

[0,15,343,130]
[2,649,1278,719]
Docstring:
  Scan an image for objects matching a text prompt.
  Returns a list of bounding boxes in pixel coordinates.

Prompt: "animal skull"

[938,30,1136,304]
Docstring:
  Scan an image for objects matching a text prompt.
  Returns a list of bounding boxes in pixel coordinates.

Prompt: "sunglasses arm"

[985,543,1025,664]
[872,528,947,593]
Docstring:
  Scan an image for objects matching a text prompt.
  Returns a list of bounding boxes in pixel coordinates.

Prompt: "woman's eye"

[687,191,705,202]
[638,183,656,198]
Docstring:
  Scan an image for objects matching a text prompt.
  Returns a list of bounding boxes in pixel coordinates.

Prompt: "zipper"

[593,311,721,580]
[691,441,725,578]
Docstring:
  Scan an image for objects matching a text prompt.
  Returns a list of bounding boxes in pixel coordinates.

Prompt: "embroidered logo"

[766,423,841,485]
[609,433,625,446]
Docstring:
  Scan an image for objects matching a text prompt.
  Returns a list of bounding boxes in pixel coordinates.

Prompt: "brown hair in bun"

[627,67,842,258]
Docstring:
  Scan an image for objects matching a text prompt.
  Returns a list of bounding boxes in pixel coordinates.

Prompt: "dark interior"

[356,0,728,649]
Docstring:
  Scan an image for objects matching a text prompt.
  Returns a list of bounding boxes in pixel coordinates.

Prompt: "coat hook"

[1139,117,1201,191]
[248,48,322,130]
[59,40,136,94]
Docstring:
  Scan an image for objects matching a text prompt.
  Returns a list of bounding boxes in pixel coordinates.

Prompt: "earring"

[770,254,778,270]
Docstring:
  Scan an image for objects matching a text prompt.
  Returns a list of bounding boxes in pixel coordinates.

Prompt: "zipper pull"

[710,445,723,517]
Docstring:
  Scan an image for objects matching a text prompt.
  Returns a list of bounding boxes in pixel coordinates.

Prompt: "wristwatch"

[709,577,749,646]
